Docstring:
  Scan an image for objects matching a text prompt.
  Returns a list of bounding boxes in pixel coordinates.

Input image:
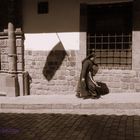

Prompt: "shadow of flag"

[43,42,67,81]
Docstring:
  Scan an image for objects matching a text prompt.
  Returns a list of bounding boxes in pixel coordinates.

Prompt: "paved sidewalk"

[0,113,140,140]
[0,93,140,115]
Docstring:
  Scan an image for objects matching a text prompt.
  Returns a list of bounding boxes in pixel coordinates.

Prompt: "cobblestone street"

[0,113,140,140]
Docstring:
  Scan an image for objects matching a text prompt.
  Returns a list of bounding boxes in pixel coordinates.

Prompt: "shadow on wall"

[24,72,32,96]
[43,42,67,81]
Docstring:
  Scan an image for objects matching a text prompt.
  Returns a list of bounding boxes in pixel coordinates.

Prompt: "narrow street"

[0,113,140,140]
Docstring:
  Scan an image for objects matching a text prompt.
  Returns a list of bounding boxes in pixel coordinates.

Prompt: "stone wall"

[0,31,26,96]
[25,50,81,95]
[0,31,24,72]
[95,69,140,93]
[25,50,140,95]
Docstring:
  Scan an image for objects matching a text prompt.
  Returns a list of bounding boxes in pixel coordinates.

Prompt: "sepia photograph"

[0,0,140,140]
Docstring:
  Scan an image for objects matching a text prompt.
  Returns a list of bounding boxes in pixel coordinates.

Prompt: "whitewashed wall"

[23,0,80,51]
[24,33,80,51]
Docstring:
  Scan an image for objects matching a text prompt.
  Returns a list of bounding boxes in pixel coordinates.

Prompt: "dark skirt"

[76,79,109,97]
[76,79,89,97]
[87,77,98,96]
[76,77,98,97]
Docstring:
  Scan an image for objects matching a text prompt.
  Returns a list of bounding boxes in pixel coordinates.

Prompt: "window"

[87,2,133,69]
[38,1,48,14]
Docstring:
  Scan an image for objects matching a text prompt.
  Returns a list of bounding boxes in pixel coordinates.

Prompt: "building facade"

[0,0,140,96]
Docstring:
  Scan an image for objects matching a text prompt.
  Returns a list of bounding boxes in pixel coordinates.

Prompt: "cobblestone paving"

[0,113,140,140]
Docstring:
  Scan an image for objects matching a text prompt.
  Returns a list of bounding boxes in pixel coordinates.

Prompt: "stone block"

[17,62,23,71]
[16,39,23,47]
[0,73,7,94]
[135,83,140,92]
[0,40,7,47]
[52,104,73,109]
[1,63,8,70]
[1,55,8,62]
[24,104,52,109]
[17,46,23,54]
[121,83,129,90]
[6,75,19,97]
[1,104,24,109]
[1,47,7,55]
[17,55,23,63]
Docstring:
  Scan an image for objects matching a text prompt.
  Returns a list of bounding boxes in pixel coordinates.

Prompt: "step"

[0,93,140,115]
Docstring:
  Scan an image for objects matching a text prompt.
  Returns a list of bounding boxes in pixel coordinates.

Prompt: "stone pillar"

[6,0,19,97]
[8,22,17,72]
